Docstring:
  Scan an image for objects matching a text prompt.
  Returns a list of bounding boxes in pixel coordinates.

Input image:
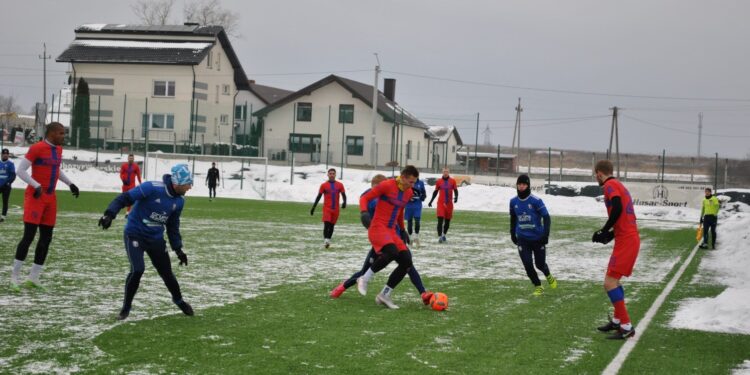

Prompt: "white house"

[56,23,259,153]
[426,125,463,171]
[253,75,431,168]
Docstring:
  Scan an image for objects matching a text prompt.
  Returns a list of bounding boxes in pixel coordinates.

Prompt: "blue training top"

[105,174,185,250]
[406,179,427,210]
[510,194,550,241]
[0,159,16,187]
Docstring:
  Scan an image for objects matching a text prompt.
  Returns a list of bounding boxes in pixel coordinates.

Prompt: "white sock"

[12,260,23,280]
[621,322,632,330]
[29,263,43,283]
[381,286,393,297]
[363,268,375,282]
[612,317,621,324]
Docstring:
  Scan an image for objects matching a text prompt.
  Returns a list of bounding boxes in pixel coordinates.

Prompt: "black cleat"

[597,317,620,332]
[699,243,709,249]
[117,309,130,321]
[606,327,636,340]
[177,301,194,316]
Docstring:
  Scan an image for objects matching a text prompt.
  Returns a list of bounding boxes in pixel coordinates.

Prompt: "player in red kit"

[10,123,79,291]
[310,168,346,248]
[428,167,458,243]
[592,160,640,340]
[356,165,419,309]
[119,154,141,215]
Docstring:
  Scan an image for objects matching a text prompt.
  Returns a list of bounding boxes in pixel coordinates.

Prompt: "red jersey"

[360,178,413,231]
[119,162,142,187]
[436,177,457,205]
[603,178,638,237]
[25,140,63,194]
[319,180,345,211]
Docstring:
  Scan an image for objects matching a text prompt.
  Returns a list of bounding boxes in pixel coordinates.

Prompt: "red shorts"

[122,184,136,193]
[23,187,57,227]
[606,233,640,279]
[369,226,408,253]
[437,201,454,219]
[322,208,340,225]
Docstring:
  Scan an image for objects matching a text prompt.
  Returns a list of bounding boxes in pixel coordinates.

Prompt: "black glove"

[510,233,518,245]
[69,184,80,198]
[400,230,411,245]
[341,202,346,209]
[98,213,114,230]
[174,248,188,266]
[33,186,42,199]
[310,207,315,216]
[541,235,549,246]
[454,196,458,203]
[699,218,703,225]
[592,229,614,244]
[428,201,433,207]
[360,211,371,229]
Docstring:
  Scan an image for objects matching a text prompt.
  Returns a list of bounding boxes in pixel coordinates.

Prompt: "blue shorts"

[405,202,422,221]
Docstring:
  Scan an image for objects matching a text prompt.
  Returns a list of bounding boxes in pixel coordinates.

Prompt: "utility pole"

[511,98,522,172]
[483,124,492,146]
[473,112,479,175]
[370,53,380,169]
[697,112,703,158]
[39,43,51,136]
[608,106,620,177]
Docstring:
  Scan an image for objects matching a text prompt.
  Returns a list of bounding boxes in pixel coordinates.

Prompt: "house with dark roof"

[253,74,431,167]
[56,23,266,152]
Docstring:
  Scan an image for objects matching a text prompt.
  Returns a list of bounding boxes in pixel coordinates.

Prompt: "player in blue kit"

[0,148,16,222]
[404,176,427,247]
[509,174,557,296]
[98,164,194,320]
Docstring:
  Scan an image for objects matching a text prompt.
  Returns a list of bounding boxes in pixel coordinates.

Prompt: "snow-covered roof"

[457,150,516,159]
[71,39,211,50]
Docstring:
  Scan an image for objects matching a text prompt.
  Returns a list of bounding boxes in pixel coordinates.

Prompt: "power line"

[382,70,750,103]
[417,114,608,123]
[622,114,750,138]
[247,69,372,76]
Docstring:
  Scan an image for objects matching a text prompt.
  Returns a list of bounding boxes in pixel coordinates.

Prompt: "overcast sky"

[2,0,749,158]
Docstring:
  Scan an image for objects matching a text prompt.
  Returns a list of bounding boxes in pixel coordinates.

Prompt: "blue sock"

[407,267,426,294]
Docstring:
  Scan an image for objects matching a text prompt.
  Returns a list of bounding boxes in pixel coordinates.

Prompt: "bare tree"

[184,0,240,38]
[131,0,176,25]
[0,95,23,114]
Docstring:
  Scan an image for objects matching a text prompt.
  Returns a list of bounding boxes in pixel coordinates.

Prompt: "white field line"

[602,242,702,375]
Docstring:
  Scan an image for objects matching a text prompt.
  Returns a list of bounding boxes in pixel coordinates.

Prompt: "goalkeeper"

[98,164,195,321]
[591,160,641,340]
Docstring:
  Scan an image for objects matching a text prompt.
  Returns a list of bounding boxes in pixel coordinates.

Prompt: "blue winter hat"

[170,164,193,186]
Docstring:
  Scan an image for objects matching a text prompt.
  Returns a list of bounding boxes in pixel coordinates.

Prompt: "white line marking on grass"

[602,242,702,375]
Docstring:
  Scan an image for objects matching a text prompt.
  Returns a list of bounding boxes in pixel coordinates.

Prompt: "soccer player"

[428,167,458,243]
[592,160,640,340]
[405,176,427,247]
[119,154,141,216]
[0,148,16,222]
[98,163,195,320]
[310,168,347,248]
[10,122,79,291]
[509,174,557,296]
[330,174,433,305]
[356,165,419,309]
[206,162,220,201]
[699,187,720,249]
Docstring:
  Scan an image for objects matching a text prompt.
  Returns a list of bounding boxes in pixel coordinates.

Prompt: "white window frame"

[143,113,175,130]
[220,114,229,125]
[153,80,175,97]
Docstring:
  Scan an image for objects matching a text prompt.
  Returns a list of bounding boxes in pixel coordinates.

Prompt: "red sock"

[613,300,631,325]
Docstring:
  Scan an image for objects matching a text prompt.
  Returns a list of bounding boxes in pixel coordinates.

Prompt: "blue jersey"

[0,159,15,186]
[106,174,185,249]
[406,179,426,209]
[510,194,549,241]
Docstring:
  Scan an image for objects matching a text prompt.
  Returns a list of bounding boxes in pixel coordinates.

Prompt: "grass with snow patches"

[0,189,745,373]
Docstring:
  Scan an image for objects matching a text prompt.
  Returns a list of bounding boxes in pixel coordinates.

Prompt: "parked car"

[543,184,577,197]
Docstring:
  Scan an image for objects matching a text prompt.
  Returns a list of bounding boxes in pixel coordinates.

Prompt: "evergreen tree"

[72,78,91,148]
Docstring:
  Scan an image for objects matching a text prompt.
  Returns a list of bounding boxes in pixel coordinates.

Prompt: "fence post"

[120,94,127,156]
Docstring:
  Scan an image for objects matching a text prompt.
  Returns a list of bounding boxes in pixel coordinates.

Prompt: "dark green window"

[297,102,312,122]
[289,133,321,153]
[235,104,246,120]
[346,136,364,156]
[339,104,354,124]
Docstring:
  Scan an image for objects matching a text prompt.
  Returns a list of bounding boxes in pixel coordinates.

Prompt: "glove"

[341,202,346,209]
[310,207,315,216]
[98,213,114,229]
[33,186,43,198]
[592,229,614,244]
[541,235,549,246]
[454,196,458,203]
[360,211,371,229]
[510,233,518,245]
[174,248,188,266]
[699,218,703,224]
[69,184,80,198]
[400,230,411,245]
[428,201,433,207]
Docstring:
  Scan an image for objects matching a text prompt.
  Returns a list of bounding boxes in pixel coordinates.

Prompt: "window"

[207,51,212,68]
[296,102,312,122]
[339,104,354,124]
[222,84,231,95]
[220,114,229,125]
[452,145,456,153]
[235,104,247,120]
[417,142,420,160]
[346,136,364,156]
[153,81,175,97]
[217,53,221,71]
[406,140,412,159]
[215,85,220,103]
[289,133,321,153]
[142,113,174,130]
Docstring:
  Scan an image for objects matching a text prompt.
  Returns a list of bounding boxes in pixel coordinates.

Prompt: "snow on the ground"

[670,202,750,335]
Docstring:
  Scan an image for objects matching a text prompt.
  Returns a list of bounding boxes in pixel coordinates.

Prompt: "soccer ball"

[429,292,448,311]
